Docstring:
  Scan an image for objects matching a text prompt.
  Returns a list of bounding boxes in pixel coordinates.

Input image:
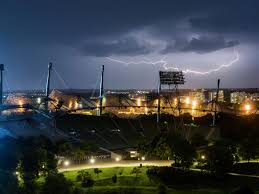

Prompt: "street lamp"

[64,160,70,167]
[90,158,95,164]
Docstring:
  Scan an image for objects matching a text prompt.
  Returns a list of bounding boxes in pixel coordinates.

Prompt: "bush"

[157,184,167,194]
[81,177,94,188]
[231,186,254,194]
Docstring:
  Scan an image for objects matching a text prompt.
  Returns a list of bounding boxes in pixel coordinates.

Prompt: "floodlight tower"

[45,62,52,111]
[157,71,185,123]
[212,79,220,126]
[97,65,104,116]
[0,64,4,105]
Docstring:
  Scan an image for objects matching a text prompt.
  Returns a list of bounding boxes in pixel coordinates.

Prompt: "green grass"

[37,166,259,194]
[61,167,227,194]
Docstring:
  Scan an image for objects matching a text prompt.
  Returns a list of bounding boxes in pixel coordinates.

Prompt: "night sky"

[0,0,259,90]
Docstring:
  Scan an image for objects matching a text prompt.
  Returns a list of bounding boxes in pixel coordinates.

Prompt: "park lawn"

[62,167,227,194]
[63,166,151,186]
[37,166,259,194]
[84,186,225,194]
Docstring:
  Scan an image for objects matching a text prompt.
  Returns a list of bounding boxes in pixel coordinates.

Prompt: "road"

[59,160,173,172]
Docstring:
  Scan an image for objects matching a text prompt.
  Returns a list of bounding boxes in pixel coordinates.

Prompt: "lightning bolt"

[106,48,239,75]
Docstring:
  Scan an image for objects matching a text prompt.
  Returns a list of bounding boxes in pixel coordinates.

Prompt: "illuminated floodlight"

[159,71,185,85]
[64,160,70,167]
[141,156,145,161]
[89,158,95,164]
[115,157,121,162]
[244,104,251,112]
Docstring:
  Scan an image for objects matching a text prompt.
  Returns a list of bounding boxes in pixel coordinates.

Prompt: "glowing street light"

[64,160,70,167]
[141,156,145,161]
[115,157,121,162]
[201,155,206,160]
[89,158,95,164]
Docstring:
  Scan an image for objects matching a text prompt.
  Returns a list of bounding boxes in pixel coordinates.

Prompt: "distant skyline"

[0,1,259,90]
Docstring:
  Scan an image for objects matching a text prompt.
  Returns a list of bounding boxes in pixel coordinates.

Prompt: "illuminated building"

[208,90,224,102]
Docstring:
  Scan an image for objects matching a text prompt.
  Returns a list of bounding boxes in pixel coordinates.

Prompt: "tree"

[93,168,102,178]
[112,174,117,183]
[206,140,236,175]
[81,177,94,188]
[76,170,90,182]
[157,184,167,194]
[19,147,48,194]
[238,138,259,162]
[170,135,196,168]
[155,137,172,160]
[231,186,254,194]
[190,134,208,147]
[73,149,85,164]
[131,167,141,178]
[41,173,73,194]
[76,170,94,188]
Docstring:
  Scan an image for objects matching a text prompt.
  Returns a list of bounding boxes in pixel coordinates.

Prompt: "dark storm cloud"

[0,0,259,89]
[181,36,239,53]
[79,36,154,57]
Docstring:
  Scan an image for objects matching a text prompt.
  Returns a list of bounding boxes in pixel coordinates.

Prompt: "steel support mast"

[98,65,104,116]
[0,64,4,105]
[45,62,52,111]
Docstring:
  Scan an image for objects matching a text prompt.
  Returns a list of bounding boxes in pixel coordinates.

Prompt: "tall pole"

[157,79,161,123]
[0,64,4,105]
[98,65,104,116]
[45,62,52,111]
[212,79,220,126]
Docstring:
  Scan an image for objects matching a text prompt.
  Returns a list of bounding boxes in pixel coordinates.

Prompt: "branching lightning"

[106,48,239,75]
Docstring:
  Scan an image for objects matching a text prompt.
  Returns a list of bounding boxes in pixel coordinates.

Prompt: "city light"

[244,103,251,112]
[64,160,70,166]
[90,158,95,164]
[18,100,23,106]
[192,100,197,109]
[37,97,41,104]
[185,97,190,104]
[137,98,141,106]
